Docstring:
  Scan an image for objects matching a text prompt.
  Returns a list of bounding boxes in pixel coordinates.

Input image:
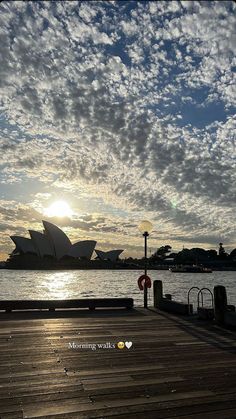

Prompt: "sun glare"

[44,200,73,218]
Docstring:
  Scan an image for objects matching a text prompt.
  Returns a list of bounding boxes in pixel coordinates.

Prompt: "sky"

[0,0,235,260]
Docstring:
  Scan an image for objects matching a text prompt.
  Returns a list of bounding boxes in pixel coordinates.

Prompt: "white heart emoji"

[125,341,132,349]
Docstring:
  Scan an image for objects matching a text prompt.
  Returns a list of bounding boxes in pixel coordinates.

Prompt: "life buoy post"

[138,274,152,308]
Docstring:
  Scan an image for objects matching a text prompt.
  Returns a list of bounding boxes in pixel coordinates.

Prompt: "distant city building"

[95,249,123,262]
[10,220,97,261]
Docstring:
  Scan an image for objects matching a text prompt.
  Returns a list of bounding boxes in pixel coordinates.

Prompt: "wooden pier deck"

[0,307,236,419]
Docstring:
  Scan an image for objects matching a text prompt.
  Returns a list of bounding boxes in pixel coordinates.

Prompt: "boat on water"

[169,265,212,273]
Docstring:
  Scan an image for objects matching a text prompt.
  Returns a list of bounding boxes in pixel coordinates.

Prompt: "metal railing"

[187,286,202,315]
[197,287,214,310]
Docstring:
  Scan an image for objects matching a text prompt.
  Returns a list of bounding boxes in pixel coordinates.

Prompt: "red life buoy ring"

[138,275,152,290]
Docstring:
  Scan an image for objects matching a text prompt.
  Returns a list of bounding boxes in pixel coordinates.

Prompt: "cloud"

[0,0,235,255]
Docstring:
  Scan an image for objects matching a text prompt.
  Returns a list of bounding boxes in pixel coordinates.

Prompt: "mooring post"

[153,280,163,308]
[214,285,227,326]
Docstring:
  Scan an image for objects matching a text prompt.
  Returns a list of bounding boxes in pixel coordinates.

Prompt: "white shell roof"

[95,249,123,262]
[29,230,55,258]
[68,240,97,260]
[10,236,37,255]
[42,220,71,260]
[10,221,124,262]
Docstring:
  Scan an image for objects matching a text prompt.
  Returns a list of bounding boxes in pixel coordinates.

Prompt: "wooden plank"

[22,391,214,418]
[0,308,235,419]
[0,412,23,419]
[82,376,184,391]
[34,399,236,419]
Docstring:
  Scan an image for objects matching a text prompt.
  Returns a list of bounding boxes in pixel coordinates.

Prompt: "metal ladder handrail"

[197,287,214,310]
[187,286,203,315]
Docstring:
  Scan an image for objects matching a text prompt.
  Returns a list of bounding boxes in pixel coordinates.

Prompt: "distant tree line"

[124,243,236,267]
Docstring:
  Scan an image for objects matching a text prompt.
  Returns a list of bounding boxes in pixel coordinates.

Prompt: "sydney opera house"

[6,220,124,269]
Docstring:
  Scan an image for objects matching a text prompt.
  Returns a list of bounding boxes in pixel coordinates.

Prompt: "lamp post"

[138,220,153,308]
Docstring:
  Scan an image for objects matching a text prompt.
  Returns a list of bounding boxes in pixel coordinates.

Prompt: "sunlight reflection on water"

[0,269,235,307]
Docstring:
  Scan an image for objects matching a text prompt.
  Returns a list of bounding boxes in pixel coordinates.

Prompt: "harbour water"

[0,269,235,309]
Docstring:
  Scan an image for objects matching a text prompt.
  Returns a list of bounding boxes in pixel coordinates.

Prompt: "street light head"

[138,220,153,235]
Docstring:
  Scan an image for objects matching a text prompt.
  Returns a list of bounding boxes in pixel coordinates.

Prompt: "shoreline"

[1,266,236,271]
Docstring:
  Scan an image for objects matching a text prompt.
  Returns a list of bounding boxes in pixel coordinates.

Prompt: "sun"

[44,200,73,218]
